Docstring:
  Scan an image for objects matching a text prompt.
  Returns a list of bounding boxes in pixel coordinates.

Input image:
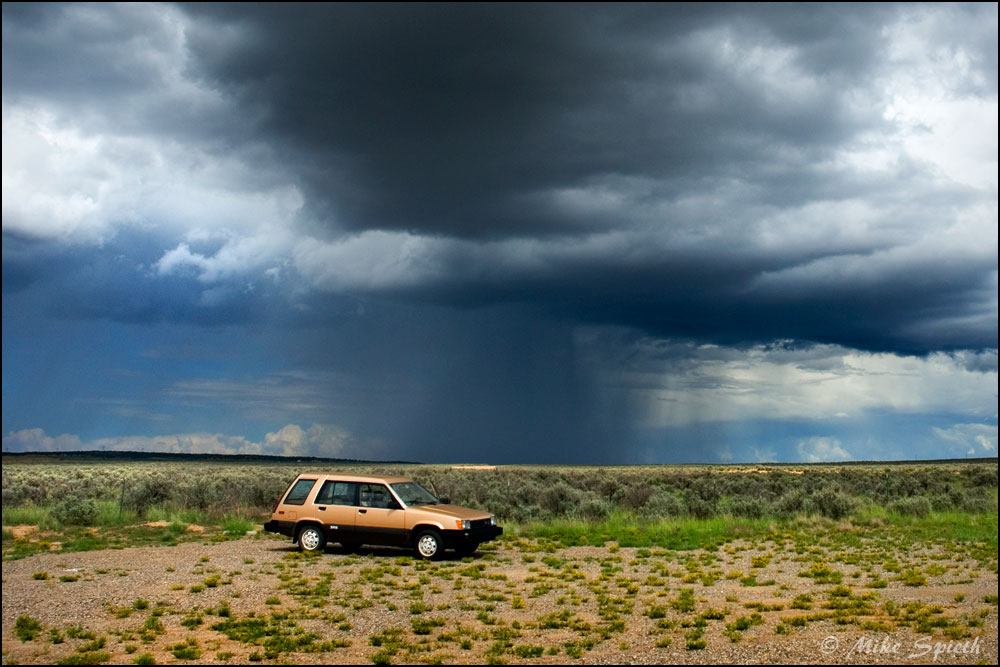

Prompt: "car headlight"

[456,519,472,530]
[489,516,496,526]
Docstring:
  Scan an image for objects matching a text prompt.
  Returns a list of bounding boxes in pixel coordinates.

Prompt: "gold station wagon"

[264,473,502,558]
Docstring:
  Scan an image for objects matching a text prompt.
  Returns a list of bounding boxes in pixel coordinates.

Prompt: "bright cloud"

[796,437,853,463]
[1,428,83,452]
[932,423,999,456]
[586,338,998,428]
[2,424,374,459]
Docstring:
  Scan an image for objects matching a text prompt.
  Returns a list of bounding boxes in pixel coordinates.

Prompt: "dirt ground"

[2,532,996,665]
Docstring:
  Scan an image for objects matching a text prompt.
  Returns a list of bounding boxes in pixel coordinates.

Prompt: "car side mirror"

[439,497,450,505]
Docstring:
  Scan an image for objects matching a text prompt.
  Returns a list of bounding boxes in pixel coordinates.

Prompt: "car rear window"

[283,478,317,506]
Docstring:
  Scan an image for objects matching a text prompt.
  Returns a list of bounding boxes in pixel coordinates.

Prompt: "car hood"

[408,504,491,521]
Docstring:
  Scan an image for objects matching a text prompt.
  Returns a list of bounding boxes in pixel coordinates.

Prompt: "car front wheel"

[297,525,326,553]
[414,530,442,559]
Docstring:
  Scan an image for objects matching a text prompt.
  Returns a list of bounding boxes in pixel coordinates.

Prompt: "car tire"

[297,525,326,553]
[414,529,443,559]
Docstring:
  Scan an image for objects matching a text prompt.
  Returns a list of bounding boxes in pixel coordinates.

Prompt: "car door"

[355,482,407,547]
[312,480,359,543]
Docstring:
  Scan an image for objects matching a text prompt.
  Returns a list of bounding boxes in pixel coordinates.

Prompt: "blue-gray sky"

[2,3,997,463]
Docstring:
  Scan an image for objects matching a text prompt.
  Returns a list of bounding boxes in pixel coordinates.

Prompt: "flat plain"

[2,458,997,665]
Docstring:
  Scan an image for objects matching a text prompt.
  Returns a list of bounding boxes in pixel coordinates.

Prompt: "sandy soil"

[2,533,996,665]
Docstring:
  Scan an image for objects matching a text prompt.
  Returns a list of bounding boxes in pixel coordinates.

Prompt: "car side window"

[316,481,358,506]
[359,483,398,509]
[283,478,317,506]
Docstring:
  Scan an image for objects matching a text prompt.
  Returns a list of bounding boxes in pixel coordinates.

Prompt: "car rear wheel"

[414,529,442,559]
[297,525,326,552]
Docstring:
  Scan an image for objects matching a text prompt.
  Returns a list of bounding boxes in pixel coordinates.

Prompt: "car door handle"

[357,509,367,514]
[317,506,325,511]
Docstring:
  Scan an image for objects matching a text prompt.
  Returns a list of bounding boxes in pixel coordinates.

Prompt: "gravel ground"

[2,532,996,665]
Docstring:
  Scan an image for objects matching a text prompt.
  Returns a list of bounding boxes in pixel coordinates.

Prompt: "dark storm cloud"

[167,2,996,355]
[177,3,897,237]
[5,3,995,356]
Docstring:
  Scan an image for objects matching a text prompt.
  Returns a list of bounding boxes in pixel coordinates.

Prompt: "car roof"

[295,472,413,485]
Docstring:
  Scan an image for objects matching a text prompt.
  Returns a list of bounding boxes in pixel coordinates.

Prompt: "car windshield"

[390,482,439,506]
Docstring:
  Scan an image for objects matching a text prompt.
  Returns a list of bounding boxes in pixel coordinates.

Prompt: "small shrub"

[411,617,446,635]
[898,569,927,587]
[798,562,842,584]
[721,496,764,519]
[888,496,932,517]
[810,489,854,519]
[169,640,201,660]
[685,627,706,650]
[643,490,686,517]
[685,495,716,519]
[646,605,667,619]
[15,615,42,641]
[51,497,99,526]
[959,492,995,513]
[791,594,813,610]
[672,588,695,613]
[79,637,107,653]
[56,652,111,665]
[513,646,544,658]
[66,626,96,640]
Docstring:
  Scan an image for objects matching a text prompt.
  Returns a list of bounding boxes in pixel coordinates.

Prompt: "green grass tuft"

[511,513,774,550]
[2,503,61,531]
[220,514,254,535]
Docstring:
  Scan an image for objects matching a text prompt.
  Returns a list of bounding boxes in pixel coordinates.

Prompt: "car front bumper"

[442,525,503,549]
